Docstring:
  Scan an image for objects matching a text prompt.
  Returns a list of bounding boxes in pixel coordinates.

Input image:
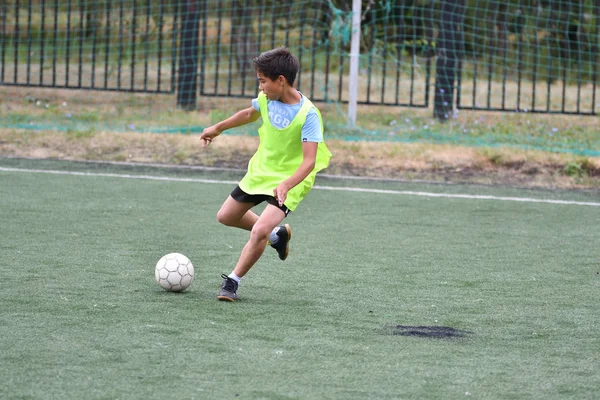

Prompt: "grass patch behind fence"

[1,85,600,159]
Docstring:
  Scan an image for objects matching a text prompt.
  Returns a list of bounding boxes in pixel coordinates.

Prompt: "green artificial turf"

[1,158,598,399]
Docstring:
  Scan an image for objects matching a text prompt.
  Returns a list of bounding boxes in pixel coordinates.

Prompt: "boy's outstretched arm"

[199,107,260,147]
[273,142,318,206]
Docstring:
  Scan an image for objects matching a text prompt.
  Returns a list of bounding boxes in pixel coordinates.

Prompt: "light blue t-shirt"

[251,93,323,143]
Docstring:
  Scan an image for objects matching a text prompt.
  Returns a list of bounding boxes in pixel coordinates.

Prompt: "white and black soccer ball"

[155,253,194,292]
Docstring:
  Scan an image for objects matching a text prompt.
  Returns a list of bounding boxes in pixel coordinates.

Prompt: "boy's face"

[257,71,284,101]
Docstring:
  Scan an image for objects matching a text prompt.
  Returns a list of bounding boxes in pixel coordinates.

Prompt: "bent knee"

[250,224,271,242]
[216,209,235,226]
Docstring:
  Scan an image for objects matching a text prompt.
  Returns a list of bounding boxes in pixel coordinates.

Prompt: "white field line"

[314,185,600,206]
[1,166,599,207]
[0,167,239,185]
[0,156,445,184]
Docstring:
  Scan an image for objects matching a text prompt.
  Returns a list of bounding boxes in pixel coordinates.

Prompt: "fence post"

[177,0,200,110]
[433,0,466,121]
[347,0,361,127]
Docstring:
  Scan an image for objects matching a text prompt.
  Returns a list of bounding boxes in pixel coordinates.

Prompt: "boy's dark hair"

[253,47,299,86]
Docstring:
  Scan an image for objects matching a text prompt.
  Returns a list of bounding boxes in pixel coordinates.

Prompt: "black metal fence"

[0,0,177,93]
[0,0,598,116]
[456,0,599,116]
[175,0,433,110]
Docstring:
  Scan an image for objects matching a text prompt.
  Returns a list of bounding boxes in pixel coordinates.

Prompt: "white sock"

[268,227,280,244]
[228,272,241,283]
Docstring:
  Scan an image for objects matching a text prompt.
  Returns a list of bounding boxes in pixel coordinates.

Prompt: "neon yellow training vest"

[238,92,332,211]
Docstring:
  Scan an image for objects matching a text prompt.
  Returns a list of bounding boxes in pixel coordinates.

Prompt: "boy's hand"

[273,183,290,207]
[199,126,221,147]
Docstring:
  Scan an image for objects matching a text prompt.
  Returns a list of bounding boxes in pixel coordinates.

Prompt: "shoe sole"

[282,224,291,260]
[284,224,292,241]
[217,295,236,302]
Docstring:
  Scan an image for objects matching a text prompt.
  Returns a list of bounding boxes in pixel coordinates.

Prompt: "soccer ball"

[155,253,194,292]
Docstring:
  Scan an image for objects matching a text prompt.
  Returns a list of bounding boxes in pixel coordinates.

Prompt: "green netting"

[0,0,599,156]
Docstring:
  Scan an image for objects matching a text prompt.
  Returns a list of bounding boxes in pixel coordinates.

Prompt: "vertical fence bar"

[297,5,306,90]
[380,5,389,104]
[239,6,249,96]
[409,2,417,105]
[424,0,434,108]
[78,0,84,87]
[366,9,375,104]
[531,2,540,112]
[284,3,290,48]
[131,0,137,91]
[91,1,98,88]
[456,1,466,112]
[255,0,264,96]
[157,0,165,92]
[470,1,479,109]
[310,7,318,99]
[486,1,498,109]
[516,4,524,111]
[26,0,32,84]
[500,5,508,110]
[52,0,58,86]
[200,0,207,96]
[117,0,123,90]
[561,1,571,113]
[40,0,46,85]
[395,2,405,105]
[170,0,178,93]
[545,7,552,112]
[270,1,276,49]
[237,5,251,96]
[65,0,71,86]
[13,0,20,83]
[104,0,111,89]
[425,49,432,107]
[227,0,236,96]
[323,7,332,103]
[214,2,223,94]
[593,0,599,114]
[1,0,7,82]
[143,0,151,91]
[338,48,343,102]
[575,0,583,114]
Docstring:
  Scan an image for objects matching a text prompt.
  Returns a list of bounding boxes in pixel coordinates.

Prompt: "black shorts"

[230,186,291,216]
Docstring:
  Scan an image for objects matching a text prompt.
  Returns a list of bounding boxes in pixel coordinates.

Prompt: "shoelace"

[220,274,237,291]
[272,229,287,248]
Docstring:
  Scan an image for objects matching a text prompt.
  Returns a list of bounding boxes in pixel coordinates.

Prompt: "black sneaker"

[270,224,292,261]
[217,274,238,302]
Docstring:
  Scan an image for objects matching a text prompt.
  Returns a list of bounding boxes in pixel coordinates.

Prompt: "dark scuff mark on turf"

[390,325,473,339]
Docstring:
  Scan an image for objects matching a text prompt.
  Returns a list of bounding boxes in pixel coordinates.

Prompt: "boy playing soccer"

[199,47,331,301]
